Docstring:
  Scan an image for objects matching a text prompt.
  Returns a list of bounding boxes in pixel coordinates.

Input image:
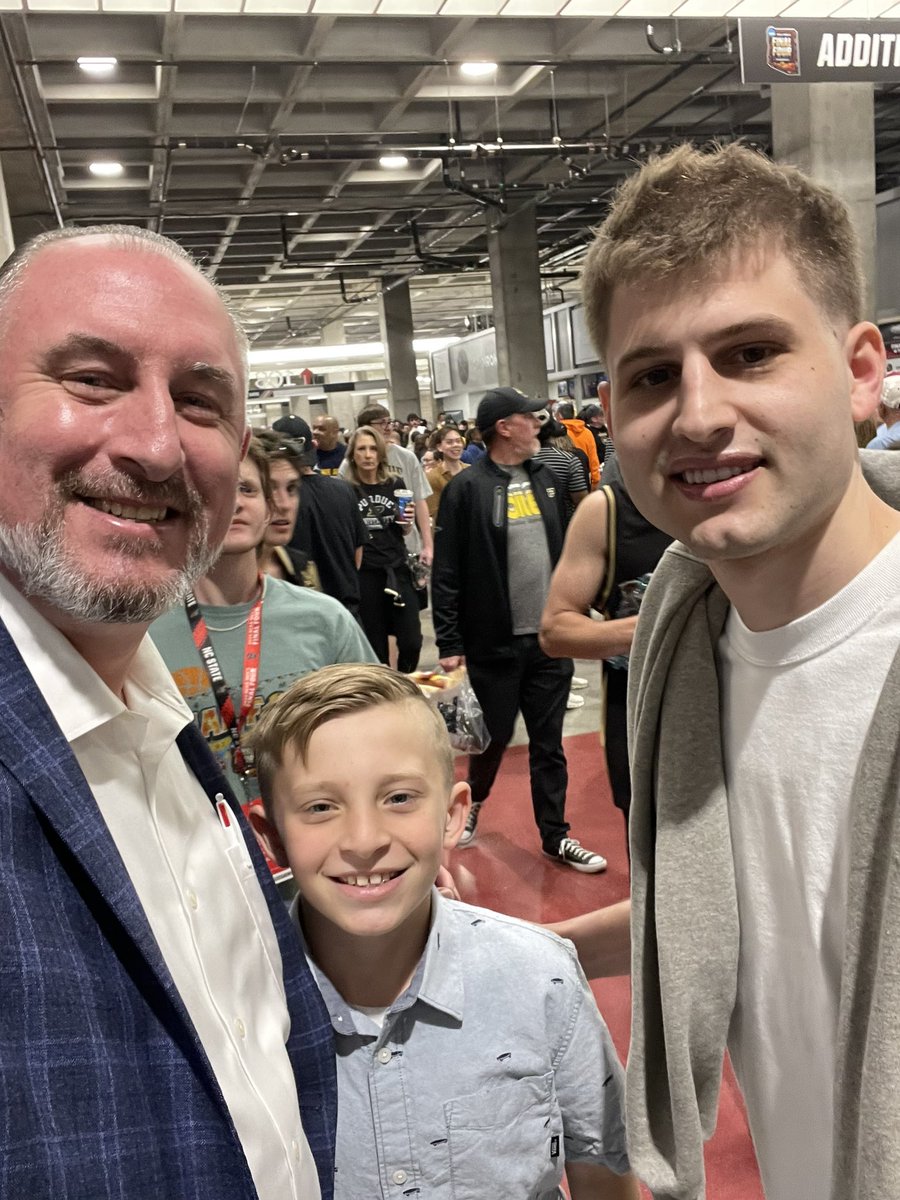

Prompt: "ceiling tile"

[439,0,505,12]
[828,0,877,11]
[27,0,99,8]
[728,0,784,12]
[100,0,171,10]
[500,0,563,12]
[616,0,681,12]
[174,0,241,9]
[780,0,838,13]
[0,0,23,8]
[312,0,378,10]
[560,0,624,12]
[675,0,731,12]
[242,0,311,7]
[378,0,443,10]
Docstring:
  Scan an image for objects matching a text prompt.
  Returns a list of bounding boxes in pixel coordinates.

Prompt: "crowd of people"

[139,384,614,880]
[1,139,899,1200]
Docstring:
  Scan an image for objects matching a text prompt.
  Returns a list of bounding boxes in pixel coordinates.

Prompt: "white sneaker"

[571,676,589,690]
[566,693,585,710]
[457,802,482,847]
[545,837,607,873]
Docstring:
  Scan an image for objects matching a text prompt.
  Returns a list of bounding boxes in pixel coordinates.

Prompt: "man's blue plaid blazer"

[0,617,337,1198]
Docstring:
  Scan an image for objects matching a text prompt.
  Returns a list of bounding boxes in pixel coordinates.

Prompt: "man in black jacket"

[432,387,606,872]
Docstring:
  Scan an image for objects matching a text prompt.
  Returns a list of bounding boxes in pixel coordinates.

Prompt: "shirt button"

[234,1017,246,1039]
[291,1139,300,1162]
[392,1169,408,1185]
[376,1047,392,1065]
[186,889,199,910]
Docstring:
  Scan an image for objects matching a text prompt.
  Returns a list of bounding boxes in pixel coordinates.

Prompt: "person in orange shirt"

[556,401,600,488]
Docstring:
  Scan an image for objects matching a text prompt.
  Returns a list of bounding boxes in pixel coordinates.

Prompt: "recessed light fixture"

[88,161,124,178]
[379,154,409,170]
[460,62,497,78]
[77,56,118,76]
[286,210,299,216]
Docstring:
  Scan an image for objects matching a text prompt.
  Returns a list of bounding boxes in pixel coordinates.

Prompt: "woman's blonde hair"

[346,425,391,485]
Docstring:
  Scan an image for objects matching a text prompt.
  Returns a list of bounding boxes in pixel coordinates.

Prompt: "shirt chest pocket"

[444,1071,563,1200]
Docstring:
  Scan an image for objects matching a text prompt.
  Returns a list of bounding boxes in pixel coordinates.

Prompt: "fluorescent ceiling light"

[77,56,118,74]
[460,61,498,77]
[249,336,458,366]
[89,160,124,177]
[379,154,409,169]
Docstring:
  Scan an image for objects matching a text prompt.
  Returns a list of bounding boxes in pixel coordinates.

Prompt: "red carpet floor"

[446,731,764,1200]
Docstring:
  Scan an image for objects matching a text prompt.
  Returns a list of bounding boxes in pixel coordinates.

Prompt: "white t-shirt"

[718,532,900,1200]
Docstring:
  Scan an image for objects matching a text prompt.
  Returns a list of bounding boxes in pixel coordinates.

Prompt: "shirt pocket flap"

[443,1073,563,1198]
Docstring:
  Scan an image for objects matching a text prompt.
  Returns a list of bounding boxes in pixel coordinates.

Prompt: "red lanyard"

[184,579,264,779]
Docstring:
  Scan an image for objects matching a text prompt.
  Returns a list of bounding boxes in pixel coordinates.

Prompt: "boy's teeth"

[682,465,747,485]
[341,872,396,887]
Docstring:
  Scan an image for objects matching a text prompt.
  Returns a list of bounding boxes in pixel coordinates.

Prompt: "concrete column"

[0,160,14,263]
[378,277,421,418]
[771,83,876,318]
[487,205,548,402]
[321,317,346,345]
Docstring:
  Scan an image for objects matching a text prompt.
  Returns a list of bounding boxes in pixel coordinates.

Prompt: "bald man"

[0,227,335,1198]
[313,413,347,474]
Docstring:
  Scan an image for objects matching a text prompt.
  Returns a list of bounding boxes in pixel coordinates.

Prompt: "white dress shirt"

[0,574,320,1200]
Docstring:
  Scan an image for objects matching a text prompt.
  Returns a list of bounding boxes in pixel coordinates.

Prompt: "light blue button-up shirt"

[297,892,629,1199]
[866,421,900,450]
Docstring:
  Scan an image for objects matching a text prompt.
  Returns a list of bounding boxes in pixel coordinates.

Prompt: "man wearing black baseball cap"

[432,386,606,873]
[474,385,548,431]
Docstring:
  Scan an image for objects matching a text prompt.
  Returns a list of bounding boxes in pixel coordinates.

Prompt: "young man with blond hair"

[579,143,900,1200]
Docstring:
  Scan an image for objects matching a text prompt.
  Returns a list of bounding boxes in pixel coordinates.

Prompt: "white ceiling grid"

[1,9,898,352]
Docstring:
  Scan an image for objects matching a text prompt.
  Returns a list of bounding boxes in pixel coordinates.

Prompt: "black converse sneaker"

[457,802,482,847]
[545,837,607,873]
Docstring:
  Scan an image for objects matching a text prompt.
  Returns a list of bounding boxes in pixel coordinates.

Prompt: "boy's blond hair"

[581,142,864,357]
[248,663,454,818]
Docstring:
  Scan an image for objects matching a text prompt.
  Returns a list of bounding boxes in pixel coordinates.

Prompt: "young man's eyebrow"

[614,317,796,375]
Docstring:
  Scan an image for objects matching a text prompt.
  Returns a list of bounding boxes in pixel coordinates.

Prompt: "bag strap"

[596,484,618,617]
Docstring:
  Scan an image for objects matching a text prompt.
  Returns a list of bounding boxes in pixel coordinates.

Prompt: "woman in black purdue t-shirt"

[346,425,422,672]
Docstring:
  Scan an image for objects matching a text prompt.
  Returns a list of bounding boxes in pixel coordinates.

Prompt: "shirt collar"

[0,572,193,745]
[294,890,465,1038]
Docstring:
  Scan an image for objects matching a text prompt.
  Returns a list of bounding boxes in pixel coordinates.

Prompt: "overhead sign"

[739,18,900,84]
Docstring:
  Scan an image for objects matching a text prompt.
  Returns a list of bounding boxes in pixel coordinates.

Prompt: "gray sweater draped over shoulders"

[626,450,900,1200]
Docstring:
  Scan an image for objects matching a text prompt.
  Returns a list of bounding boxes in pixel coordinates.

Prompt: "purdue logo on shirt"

[507,486,541,522]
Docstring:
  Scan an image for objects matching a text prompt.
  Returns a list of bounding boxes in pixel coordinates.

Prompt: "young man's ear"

[846,321,887,422]
[247,803,290,868]
[443,781,471,850]
[598,381,613,438]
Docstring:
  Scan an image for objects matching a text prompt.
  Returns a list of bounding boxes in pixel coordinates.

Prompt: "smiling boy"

[581,143,900,1200]
[249,663,638,1200]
